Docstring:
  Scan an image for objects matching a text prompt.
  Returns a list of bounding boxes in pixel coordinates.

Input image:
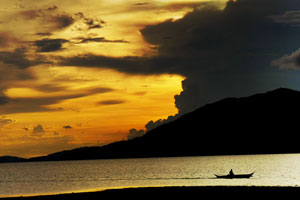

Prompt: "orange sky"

[0,0,226,158]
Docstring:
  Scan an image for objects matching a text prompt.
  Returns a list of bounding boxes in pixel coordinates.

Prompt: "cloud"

[139,0,300,131]
[126,115,179,139]
[58,54,145,74]
[53,131,59,136]
[88,87,114,93]
[35,32,53,36]
[98,100,126,105]
[0,62,35,104]
[57,0,300,133]
[128,128,145,140]
[145,115,179,131]
[0,96,9,105]
[31,124,45,137]
[21,10,41,20]
[0,94,85,114]
[74,12,105,30]
[133,3,149,6]
[272,10,300,25]
[50,14,75,30]
[6,0,299,140]
[132,91,147,96]
[0,48,49,69]
[272,48,300,69]
[0,32,18,49]
[77,37,129,44]
[0,118,13,128]
[84,19,102,29]
[19,7,75,31]
[34,38,69,52]
[63,125,72,129]
[0,86,114,114]
[58,2,297,75]
[63,0,300,115]
[47,5,58,11]
[58,54,180,75]
[33,84,68,93]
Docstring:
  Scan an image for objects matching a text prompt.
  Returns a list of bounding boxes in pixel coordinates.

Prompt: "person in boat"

[229,169,234,176]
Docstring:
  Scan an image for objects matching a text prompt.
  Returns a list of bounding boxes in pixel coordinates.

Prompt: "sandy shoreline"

[1,186,300,199]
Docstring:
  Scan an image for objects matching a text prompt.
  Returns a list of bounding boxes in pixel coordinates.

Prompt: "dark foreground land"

[1,186,300,200]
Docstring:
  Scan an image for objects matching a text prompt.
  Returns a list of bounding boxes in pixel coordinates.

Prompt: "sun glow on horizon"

[0,0,225,157]
[0,66,184,157]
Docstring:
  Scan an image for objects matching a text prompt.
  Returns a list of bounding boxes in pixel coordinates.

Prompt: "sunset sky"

[1,0,300,158]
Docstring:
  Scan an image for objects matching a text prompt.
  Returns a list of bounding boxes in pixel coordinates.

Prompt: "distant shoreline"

[1,186,300,199]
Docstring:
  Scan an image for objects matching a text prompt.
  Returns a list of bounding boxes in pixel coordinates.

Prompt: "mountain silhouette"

[24,88,300,162]
[0,156,27,163]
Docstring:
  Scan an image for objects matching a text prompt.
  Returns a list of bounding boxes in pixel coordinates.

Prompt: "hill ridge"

[1,88,299,163]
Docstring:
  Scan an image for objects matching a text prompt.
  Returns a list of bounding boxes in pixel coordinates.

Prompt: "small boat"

[214,172,254,179]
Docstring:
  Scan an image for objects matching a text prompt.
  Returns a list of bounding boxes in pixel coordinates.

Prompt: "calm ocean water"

[0,154,300,197]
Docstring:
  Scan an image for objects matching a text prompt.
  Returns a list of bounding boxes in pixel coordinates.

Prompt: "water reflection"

[0,154,300,196]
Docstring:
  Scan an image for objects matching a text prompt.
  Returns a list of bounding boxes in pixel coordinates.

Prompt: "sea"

[0,154,300,197]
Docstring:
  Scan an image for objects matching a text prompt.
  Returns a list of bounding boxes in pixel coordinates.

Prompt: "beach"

[1,186,299,199]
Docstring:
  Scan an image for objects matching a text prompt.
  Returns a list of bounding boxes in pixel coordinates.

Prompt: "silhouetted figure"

[229,169,234,176]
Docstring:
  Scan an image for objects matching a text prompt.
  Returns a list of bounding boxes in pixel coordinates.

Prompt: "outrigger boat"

[214,172,254,179]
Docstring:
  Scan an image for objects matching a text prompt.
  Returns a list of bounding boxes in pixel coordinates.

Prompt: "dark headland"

[1,88,300,162]
[0,156,26,163]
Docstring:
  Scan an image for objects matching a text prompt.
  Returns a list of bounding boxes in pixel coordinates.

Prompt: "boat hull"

[214,173,254,179]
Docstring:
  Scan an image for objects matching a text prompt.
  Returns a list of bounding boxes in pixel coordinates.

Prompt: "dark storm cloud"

[59,54,186,75]
[34,38,69,52]
[139,0,300,131]
[56,0,300,139]
[60,0,300,117]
